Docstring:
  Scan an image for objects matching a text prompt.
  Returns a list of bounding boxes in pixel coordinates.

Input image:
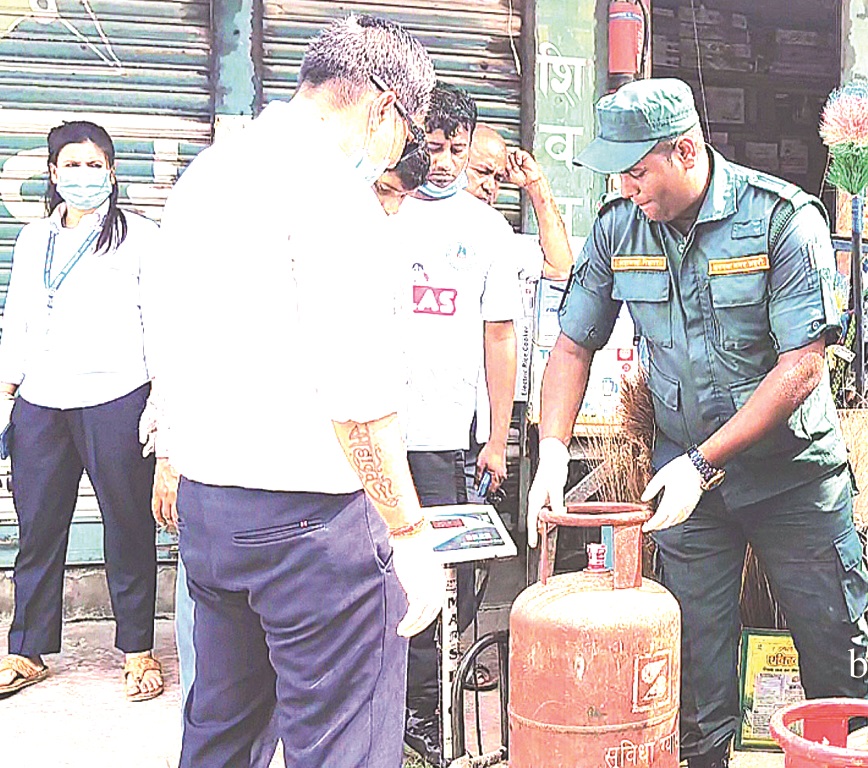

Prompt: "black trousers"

[7,384,157,656]
[653,469,868,759]
[406,450,476,708]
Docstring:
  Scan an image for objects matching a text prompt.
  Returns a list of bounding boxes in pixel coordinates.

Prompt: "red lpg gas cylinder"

[509,503,681,767]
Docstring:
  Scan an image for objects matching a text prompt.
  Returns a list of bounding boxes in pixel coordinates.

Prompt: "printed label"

[632,650,672,712]
[611,256,667,271]
[413,286,457,316]
[708,254,770,276]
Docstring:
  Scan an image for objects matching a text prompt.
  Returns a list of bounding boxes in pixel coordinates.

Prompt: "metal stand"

[441,564,459,764]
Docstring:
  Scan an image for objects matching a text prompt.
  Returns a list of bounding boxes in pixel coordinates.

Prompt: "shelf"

[654,64,837,96]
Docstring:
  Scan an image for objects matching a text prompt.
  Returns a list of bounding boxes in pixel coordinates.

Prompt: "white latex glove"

[138,395,160,458]
[526,437,570,548]
[391,528,445,637]
[640,453,704,532]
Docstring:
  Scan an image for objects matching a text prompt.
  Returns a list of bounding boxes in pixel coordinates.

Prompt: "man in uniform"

[527,78,868,768]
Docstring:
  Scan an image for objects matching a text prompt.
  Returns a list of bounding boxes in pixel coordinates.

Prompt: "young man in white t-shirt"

[385,82,521,768]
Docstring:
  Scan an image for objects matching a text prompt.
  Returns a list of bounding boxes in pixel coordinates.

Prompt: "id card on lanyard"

[44,225,101,309]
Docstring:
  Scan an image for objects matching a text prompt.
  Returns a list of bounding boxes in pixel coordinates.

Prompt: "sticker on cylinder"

[632,650,672,712]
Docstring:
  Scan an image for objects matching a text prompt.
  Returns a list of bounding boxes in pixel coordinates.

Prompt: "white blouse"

[0,202,157,409]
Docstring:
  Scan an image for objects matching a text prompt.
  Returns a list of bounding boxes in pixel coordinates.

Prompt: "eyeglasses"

[369,73,414,134]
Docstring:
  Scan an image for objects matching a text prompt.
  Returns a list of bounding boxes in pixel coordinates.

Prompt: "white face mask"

[348,99,400,187]
[416,170,469,201]
[56,166,112,210]
[349,149,390,187]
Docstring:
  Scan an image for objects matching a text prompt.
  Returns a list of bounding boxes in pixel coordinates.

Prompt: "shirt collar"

[693,146,738,225]
[48,199,110,232]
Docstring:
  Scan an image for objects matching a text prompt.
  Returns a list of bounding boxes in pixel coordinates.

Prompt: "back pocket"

[233,518,324,545]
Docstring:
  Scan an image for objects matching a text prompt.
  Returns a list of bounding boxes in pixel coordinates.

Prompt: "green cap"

[574,78,700,174]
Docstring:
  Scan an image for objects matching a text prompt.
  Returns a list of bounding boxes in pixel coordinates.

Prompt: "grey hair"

[299,15,435,117]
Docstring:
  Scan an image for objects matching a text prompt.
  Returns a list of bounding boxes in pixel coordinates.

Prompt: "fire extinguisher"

[608,0,649,91]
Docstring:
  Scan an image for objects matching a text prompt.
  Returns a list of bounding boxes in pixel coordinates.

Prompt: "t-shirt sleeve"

[767,202,841,354]
[558,213,621,350]
[480,220,523,322]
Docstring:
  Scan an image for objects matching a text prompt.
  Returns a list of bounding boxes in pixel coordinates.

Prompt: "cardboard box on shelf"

[514,314,533,401]
[779,138,809,177]
[574,308,637,429]
[573,348,637,428]
[652,34,681,67]
[731,13,748,30]
[527,311,638,428]
[745,142,780,173]
[679,21,726,41]
[774,28,830,47]
[678,6,724,25]
[526,342,551,425]
[705,86,746,124]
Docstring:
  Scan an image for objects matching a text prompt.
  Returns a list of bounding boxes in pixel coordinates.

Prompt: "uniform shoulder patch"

[747,172,828,233]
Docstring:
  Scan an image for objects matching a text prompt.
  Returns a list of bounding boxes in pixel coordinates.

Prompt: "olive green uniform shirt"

[559,149,847,509]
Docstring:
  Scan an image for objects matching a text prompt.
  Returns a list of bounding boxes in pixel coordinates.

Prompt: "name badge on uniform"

[611,255,667,271]
[707,254,770,276]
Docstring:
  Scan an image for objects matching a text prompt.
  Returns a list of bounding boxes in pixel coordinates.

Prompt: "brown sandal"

[0,654,49,697]
[123,654,164,702]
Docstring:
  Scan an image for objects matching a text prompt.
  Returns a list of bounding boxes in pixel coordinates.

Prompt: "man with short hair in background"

[392,82,521,767]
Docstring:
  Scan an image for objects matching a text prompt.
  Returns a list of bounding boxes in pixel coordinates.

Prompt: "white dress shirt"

[0,203,155,408]
[150,99,404,493]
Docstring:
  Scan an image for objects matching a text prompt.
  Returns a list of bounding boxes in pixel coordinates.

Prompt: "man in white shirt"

[391,83,521,767]
[149,16,444,768]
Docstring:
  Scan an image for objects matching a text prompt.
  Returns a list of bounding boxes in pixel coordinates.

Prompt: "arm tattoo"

[347,424,400,508]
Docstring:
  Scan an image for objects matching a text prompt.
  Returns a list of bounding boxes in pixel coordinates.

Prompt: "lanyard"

[43,226,101,309]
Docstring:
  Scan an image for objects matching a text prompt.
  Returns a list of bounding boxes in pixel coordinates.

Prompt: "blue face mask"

[415,170,468,201]
[56,166,112,211]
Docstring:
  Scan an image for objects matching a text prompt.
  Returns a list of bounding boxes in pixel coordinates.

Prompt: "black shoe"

[404,706,445,768]
[686,739,731,768]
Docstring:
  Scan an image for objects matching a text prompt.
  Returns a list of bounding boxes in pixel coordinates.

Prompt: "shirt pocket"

[709,272,770,351]
[647,359,691,447]
[612,270,672,349]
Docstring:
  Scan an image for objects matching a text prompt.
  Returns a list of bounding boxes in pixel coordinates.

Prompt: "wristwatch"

[687,445,726,491]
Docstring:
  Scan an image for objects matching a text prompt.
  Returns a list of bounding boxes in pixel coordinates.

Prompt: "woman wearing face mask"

[0,121,162,701]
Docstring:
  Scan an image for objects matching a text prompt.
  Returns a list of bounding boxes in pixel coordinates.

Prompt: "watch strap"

[687,445,725,491]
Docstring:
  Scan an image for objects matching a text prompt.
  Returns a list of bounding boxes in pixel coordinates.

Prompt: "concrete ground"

[0,615,792,768]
